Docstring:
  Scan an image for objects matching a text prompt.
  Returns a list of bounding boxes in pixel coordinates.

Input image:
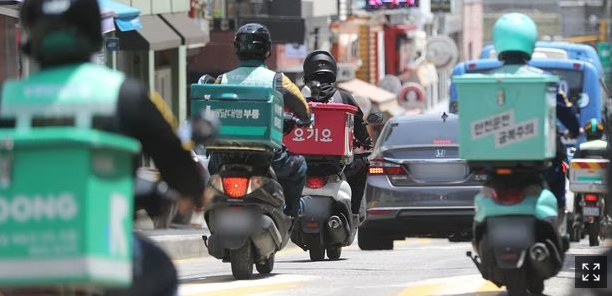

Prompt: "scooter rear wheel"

[326,246,342,260]
[589,219,600,247]
[308,235,325,261]
[528,279,545,295]
[505,271,528,296]
[255,253,275,274]
[230,241,254,280]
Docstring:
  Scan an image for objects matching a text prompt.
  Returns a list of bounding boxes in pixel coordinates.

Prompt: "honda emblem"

[435,149,446,158]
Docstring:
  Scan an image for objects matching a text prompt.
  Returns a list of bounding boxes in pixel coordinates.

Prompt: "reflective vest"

[1,63,125,130]
[220,65,276,88]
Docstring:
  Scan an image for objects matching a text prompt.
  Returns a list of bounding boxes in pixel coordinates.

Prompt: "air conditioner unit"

[337,63,356,82]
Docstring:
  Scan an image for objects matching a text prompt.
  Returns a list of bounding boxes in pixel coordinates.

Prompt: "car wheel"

[358,228,393,250]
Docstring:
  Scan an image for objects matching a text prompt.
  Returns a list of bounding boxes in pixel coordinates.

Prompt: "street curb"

[150,233,210,261]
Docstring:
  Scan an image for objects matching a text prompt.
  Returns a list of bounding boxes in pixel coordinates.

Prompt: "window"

[397,34,410,74]
[539,68,583,104]
[1,16,19,81]
[226,0,272,18]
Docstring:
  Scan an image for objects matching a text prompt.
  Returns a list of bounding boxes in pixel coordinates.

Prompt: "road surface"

[176,238,609,296]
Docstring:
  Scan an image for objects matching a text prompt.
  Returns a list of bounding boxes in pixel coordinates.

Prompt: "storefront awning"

[159,13,209,48]
[0,1,139,33]
[100,8,115,34]
[116,14,181,51]
[0,4,19,18]
[98,0,142,31]
[337,78,404,115]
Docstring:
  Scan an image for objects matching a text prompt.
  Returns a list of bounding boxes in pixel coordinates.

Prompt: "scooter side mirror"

[366,112,384,125]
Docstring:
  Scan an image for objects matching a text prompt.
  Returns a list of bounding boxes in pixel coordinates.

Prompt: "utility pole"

[607,0,612,42]
[235,0,242,31]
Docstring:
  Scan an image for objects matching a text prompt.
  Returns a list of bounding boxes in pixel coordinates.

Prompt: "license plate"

[214,210,254,230]
[488,218,534,246]
[584,207,600,217]
[474,174,487,181]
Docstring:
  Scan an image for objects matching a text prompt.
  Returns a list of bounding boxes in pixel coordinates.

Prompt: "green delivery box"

[0,128,140,288]
[190,84,284,149]
[454,73,558,161]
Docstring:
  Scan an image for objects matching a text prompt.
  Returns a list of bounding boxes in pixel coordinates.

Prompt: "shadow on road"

[278,258,349,263]
[442,292,554,296]
[180,273,278,284]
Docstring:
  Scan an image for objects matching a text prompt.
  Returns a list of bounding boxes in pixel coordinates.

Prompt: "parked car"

[358,113,483,250]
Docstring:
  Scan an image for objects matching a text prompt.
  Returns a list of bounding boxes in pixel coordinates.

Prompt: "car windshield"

[379,119,458,147]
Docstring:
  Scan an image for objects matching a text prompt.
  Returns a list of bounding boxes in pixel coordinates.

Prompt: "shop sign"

[431,0,451,13]
[105,37,120,53]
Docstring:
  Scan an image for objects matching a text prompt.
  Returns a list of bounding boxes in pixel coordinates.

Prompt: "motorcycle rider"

[2,0,206,295]
[301,50,373,221]
[574,118,607,159]
[573,118,609,216]
[489,12,581,219]
[206,23,313,218]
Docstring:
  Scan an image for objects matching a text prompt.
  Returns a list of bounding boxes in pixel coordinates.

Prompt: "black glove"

[198,74,217,84]
[307,80,336,102]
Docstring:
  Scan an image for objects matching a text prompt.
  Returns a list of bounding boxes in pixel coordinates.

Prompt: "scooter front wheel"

[230,241,254,280]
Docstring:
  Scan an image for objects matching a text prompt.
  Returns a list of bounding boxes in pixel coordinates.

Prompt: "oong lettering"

[0,193,78,223]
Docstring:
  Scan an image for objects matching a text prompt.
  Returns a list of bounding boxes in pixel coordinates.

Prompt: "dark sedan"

[358,113,483,250]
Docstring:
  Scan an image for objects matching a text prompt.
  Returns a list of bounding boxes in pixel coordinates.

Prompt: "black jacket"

[337,90,373,148]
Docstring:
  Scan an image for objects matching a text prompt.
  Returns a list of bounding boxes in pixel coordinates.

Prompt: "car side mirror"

[366,112,384,125]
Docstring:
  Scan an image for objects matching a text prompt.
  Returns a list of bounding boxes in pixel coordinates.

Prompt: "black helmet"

[19,0,103,65]
[234,23,272,61]
[303,50,337,84]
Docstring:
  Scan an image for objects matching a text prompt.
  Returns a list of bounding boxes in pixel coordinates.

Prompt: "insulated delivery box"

[0,82,141,287]
[283,102,357,163]
[569,158,608,193]
[190,84,284,150]
[453,72,559,162]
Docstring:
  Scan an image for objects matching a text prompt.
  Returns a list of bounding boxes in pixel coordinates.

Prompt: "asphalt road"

[175,237,610,296]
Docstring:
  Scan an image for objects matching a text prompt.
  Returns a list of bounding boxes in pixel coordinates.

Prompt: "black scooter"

[202,113,310,280]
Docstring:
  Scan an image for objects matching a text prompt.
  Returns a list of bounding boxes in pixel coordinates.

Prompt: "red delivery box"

[284,102,358,157]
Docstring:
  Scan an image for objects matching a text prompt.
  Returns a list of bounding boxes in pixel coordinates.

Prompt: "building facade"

[111,0,210,123]
[0,0,144,82]
[187,0,306,86]
[0,0,210,124]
